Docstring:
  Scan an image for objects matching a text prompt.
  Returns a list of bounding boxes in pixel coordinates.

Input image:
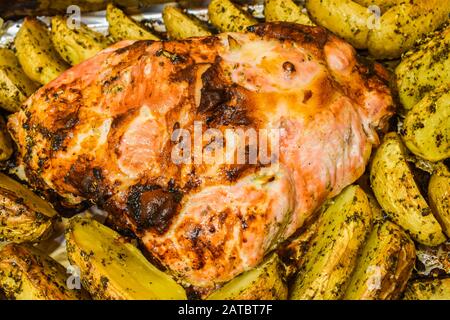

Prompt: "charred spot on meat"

[127,184,182,234]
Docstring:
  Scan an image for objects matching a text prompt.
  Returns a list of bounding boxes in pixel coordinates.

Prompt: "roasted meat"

[8,23,394,289]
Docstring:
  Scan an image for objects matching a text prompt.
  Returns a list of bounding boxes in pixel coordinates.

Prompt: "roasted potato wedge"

[305,0,372,49]
[278,218,320,278]
[401,86,450,162]
[0,48,38,112]
[14,17,69,85]
[0,243,89,300]
[65,217,187,300]
[0,173,57,243]
[403,278,450,300]
[264,0,314,26]
[0,116,13,161]
[344,221,416,300]
[51,16,109,66]
[428,163,450,237]
[163,6,212,39]
[290,185,373,300]
[368,0,450,59]
[353,0,401,12]
[367,193,386,223]
[207,253,287,300]
[107,3,159,41]
[208,0,257,32]
[370,133,446,246]
[396,25,450,110]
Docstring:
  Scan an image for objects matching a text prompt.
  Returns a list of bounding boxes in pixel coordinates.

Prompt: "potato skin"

[264,0,314,26]
[305,0,371,49]
[401,86,449,162]
[370,132,446,246]
[368,0,450,59]
[162,6,211,39]
[208,0,257,32]
[207,253,288,300]
[107,3,159,41]
[0,116,13,161]
[51,16,109,66]
[403,278,450,300]
[278,217,320,278]
[0,243,89,300]
[428,163,450,237]
[0,48,38,112]
[396,25,450,110]
[14,17,68,85]
[0,173,57,243]
[65,217,187,300]
[290,185,373,300]
[344,221,416,300]
[352,0,401,12]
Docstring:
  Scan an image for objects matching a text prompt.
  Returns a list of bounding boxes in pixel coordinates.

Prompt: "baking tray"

[0,0,448,279]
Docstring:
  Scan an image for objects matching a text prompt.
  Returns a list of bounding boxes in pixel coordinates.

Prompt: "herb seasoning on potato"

[344,221,416,300]
[290,185,373,300]
[15,17,69,85]
[404,278,450,300]
[428,163,450,237]
[51,16,109,66]
[66,217,187,300]
[0,243,90,300]
[370,133,446,246]
[163,6,212,39]
[208,0,257,32]
[107,3,160,41]
[401,86,450,162]
[264,0,314,26]
[0,48,38,112]
[207,253,288,300]
[0,173,57,243]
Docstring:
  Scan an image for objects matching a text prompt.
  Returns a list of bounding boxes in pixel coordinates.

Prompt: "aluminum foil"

[0,1,265,46]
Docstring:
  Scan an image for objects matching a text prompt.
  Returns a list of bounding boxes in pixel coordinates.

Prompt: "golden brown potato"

[208,0,257,32]
[395,25,450,110]
[278,217,320,278]
[305,0,372,49]
[401,86,450,162]
[163,6,212,39]
[51,16,109,66]
[0,116,13,161]
[290,185,373,300]
[368,0,450,59]
[264,0,314,26]
[207,253,288,300]
[0,173,57,243]
[107,3,159,41]
[428,163,450,237]
[0,48,38,112]
[14,17,69,85]
[65,216,187,300]
[352,0,401,12]
[404,278,450,300]
[344,221,416,300]
[370,132,446,246]
[0,243,89,300]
